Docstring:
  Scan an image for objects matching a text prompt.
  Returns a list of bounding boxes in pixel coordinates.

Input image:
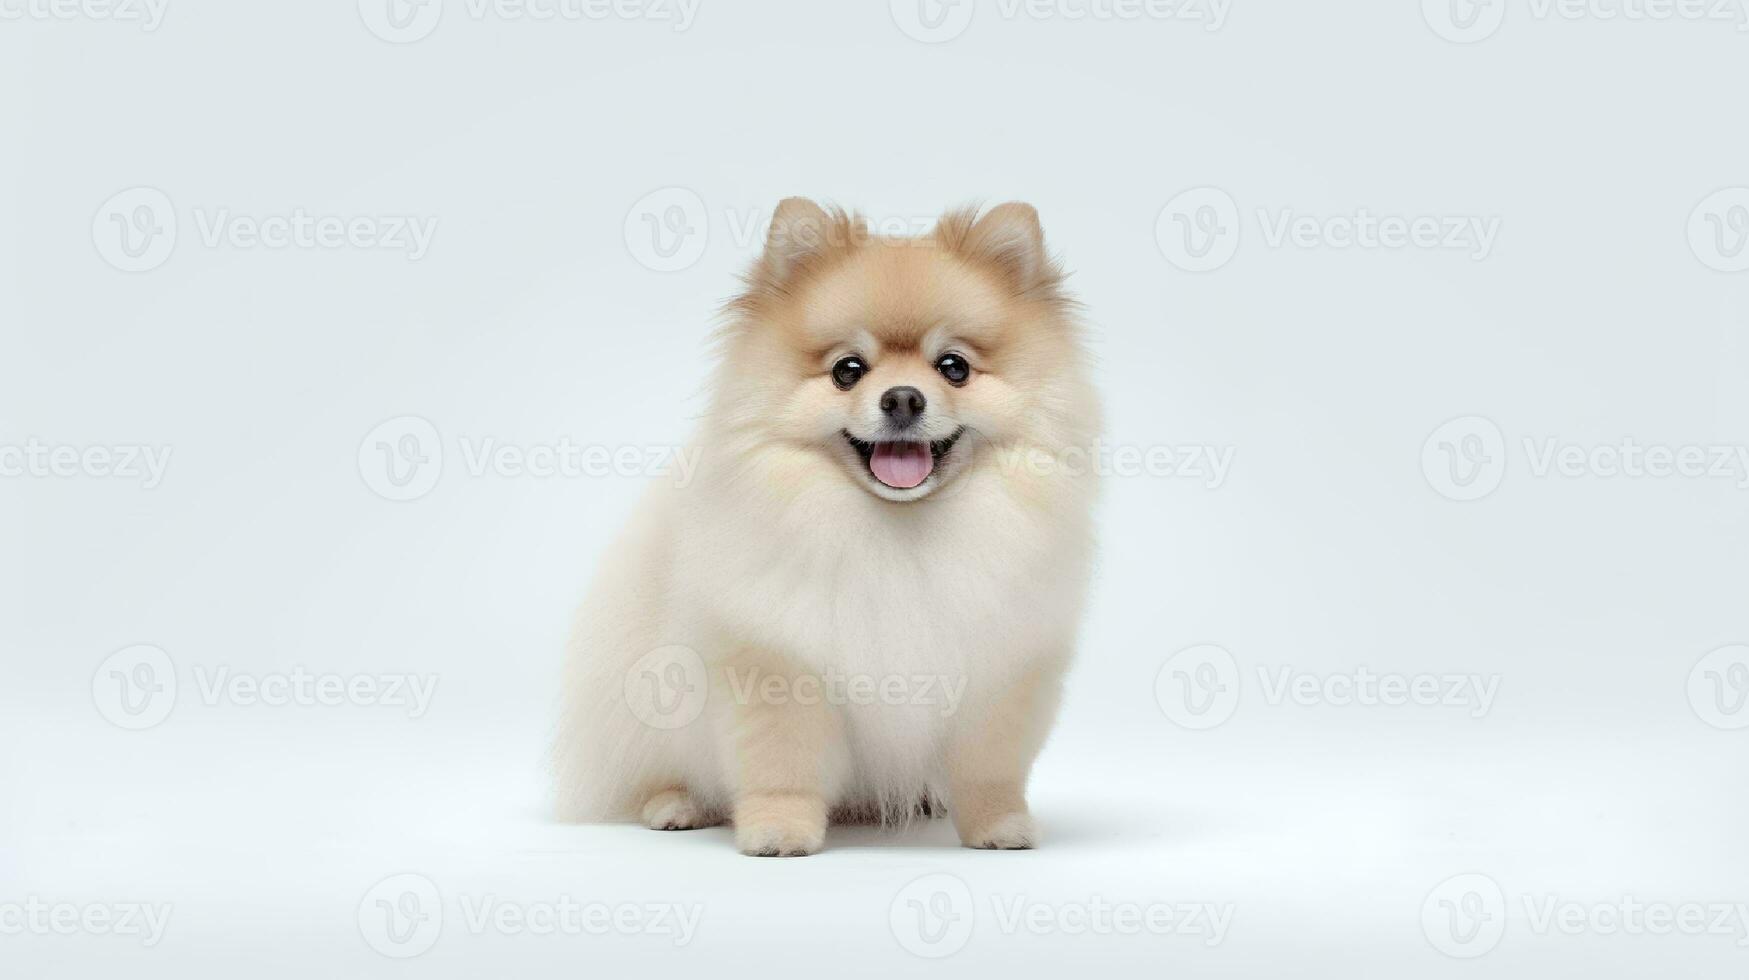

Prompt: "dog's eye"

[831,356,866,390]
[935,352,971,386]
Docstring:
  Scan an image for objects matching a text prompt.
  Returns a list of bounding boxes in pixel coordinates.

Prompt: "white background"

[3,0,1748,975]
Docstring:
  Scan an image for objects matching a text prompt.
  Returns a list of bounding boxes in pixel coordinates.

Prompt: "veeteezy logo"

[1689,188,1749,272]
[1422,416,1749,501]
[1688,644,1749,730]
[357,416,702,502]
[92,187,437,272]
[888,873,1232,958]
[0,0,169,29]
[0,439,172,488]
[1154,645,1501,729]
[725,666,969,717]
[991,441,1235,488]
[1156,187,1500,272]
[1422,872,1749,958]
[91,644,439,729]
[357,873,701,958]
[0,899,173,947]
[189,666,438,718]
[618,652,969,731]
[889,0,1229,44]
[358,0,700,43]
[1423,0,1748,43]
[621,189,956,273]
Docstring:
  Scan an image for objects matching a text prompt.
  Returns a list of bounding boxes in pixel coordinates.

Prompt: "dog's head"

[708,199,1095,504]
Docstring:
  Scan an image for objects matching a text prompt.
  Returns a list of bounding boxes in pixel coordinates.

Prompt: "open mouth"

[843,427,965,490]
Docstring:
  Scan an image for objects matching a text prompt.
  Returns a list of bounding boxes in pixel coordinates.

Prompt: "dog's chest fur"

[683,473,1086,681]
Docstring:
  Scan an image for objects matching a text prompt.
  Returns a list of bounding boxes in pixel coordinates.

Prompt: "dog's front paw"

[641,789,718,831]
[733,793,827,857]
[736,822,824,857]
[960,811,1036,850]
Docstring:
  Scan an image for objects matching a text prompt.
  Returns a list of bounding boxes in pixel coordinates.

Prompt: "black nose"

[880,386,926,428]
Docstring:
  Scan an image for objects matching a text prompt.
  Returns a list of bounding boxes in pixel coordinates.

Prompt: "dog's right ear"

[757,197,863,290]
[936,202,1062,299]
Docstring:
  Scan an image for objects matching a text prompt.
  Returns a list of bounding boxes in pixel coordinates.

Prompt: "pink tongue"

[868,441,934,489]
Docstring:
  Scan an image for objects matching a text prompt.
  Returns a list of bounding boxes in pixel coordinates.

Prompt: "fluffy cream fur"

[554,199,1100,855]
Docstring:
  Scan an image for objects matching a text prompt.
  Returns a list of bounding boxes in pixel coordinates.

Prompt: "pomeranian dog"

[554,198,1100,856]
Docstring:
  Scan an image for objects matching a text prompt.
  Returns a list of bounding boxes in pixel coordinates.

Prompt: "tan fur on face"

[713,200,1092,507]
[554,201,1101,855]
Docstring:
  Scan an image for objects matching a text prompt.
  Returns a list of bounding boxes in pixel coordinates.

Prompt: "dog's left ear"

[760,197,864,288]
[733,198,866,313]
[942,202,1056,294]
